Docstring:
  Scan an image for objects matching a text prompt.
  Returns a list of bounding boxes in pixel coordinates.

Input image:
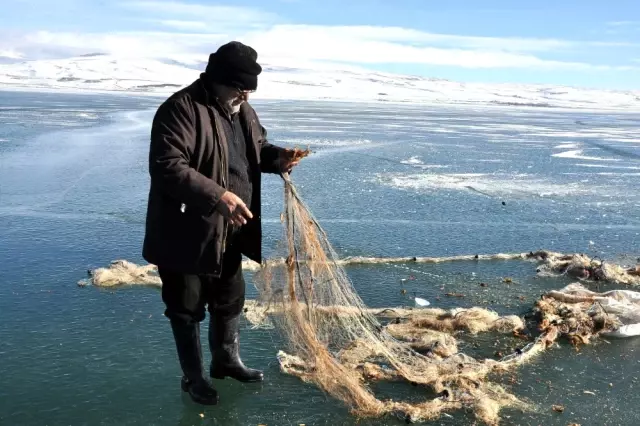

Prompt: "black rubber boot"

[170,320,219,405]
[209,314,264,382]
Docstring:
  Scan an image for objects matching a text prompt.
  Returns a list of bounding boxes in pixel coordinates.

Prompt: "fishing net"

[250,174,537,425]
[534,251,640,286]
[83,251,640,289]
[534,282,640,341]
[81,260,161,287]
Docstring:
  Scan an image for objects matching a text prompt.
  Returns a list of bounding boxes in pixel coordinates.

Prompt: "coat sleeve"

[258,124,286,174]
[149,99,226,215]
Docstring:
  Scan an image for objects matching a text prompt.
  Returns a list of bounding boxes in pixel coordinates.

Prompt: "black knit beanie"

[204,41,262,91]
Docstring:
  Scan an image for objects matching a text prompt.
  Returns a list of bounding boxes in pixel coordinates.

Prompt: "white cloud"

[122,1,279,27]
[240,25,635,71]
[2,26,635,72]
[0,48,24,59]
[591,41,639,47]
[284,25,574,52]
[250,25,638,53]
[606,21,639,27]
[157,20,208,30]
[604,21,640,35]
[1,13,637,73]
[0,30,228,60]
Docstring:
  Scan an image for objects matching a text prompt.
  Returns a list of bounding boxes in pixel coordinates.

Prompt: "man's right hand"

[215,191,253,226]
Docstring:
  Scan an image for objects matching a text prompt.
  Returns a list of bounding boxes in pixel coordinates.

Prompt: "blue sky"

[1,0,639,89]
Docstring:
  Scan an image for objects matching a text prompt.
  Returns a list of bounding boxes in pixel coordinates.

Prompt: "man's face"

[217,84,254,114]
[229,88,252,112]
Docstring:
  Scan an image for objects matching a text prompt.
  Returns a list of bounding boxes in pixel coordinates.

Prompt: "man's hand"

[215,191,253,226]
[277,148,310,173]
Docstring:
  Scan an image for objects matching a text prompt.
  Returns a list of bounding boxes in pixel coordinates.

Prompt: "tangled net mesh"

[251,175,536,425]
[534,251,640,286]
[83,250,640,290]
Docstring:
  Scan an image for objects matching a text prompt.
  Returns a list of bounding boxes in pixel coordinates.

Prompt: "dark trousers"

[158,245,245,325]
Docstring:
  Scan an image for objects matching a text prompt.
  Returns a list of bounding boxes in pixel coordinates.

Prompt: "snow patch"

[552,149,621,162]
[399,156,448,168]
[276,138,373,148]
[401,156,424,165]
[574,163,640,170]
[376,172,612,198]
[77,112,98,119]
[554,143,580,149]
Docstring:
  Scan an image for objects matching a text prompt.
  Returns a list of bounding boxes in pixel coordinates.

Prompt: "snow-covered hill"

[1,54,639,110]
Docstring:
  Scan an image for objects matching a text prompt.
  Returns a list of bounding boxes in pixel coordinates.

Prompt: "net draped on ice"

[83,250,640,290]
[248,175,640,425]
[81,176,640,425]
[249,175,535,424]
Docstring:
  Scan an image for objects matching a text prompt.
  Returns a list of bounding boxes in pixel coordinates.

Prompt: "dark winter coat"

[142,76,283,276]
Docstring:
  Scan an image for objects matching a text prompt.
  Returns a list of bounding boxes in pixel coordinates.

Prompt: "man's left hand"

[278,148,310,174]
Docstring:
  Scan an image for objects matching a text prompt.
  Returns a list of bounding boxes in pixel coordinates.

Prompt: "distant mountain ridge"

[1,55,639,110]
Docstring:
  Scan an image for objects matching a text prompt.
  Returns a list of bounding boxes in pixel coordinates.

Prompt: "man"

[142,41,302,405]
